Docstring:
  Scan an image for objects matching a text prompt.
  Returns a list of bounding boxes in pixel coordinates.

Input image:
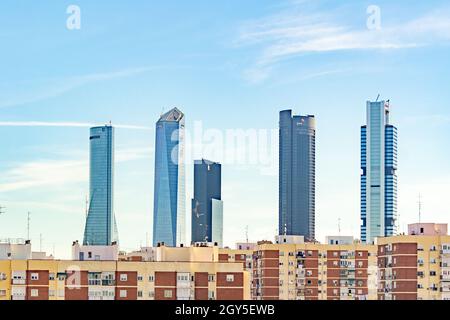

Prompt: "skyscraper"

[279,110,316,241]
[153,108,186,247]
[83,125,119,246]
[361,100,398,244]
[191,159,223,247]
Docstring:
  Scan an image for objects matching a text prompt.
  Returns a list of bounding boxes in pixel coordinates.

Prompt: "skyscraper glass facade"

[279,110,316,241]
[191,159,222,246]
[361,101,398,243]
[83,125,119,245]
[153,108,186,247]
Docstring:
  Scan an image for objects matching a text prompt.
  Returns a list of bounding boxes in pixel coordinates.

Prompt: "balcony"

[11,279,26,285]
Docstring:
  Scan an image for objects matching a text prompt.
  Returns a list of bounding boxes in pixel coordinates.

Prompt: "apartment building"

[252,237,378,300]
[377,223,450,300]
[0,244,251,301]
[0,258,249,300]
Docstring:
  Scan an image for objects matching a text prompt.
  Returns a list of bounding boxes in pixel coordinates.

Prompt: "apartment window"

[164,290,173,298]
[0,273,7,281]
[333,261,338,266]
[137,275,143,281]
[31,273,39,281]
[137,291,143,298]
[30,289,39,297]
[208,291,215,300]
[0,290,6,296]
[88,252,92,259]
[119,290,127,298]
[120,274,128,282]
[306,270,312,276]
[333,252,338,257]
[49,273,55,281]
[430,271,437,276]
[49,290,55,297]
[307,251,313,257]
[149,291,155,298]
[431,246,437,251]
[148,275,154,282]
[226,275,234,282]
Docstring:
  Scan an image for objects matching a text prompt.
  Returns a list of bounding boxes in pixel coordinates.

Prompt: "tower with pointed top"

[152,108,186,247]
[83,125,119,245]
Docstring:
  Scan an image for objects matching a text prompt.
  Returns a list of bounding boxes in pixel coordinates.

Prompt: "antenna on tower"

[376,94,380,102]
[338,218,341,236]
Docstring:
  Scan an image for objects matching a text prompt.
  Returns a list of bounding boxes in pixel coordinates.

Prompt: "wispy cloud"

[236,3,450,82]
[0,121,151,130]
[0,66,159,109]
[0,146,152,193]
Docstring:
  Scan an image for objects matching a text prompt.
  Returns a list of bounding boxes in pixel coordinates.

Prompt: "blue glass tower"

[279,110,316,241]
[83,125,119,245]
[191,159,223,246]
[153,108,186,247]
[361,100,398,243]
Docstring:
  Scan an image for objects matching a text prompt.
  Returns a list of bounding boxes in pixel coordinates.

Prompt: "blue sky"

[0,0,449,258]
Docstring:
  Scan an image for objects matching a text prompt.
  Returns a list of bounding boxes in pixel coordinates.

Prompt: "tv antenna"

[418,194,423,224]
[27,212,31,241]
[245,225,249,243]
[338,218,341,236]
[375,94,380,102]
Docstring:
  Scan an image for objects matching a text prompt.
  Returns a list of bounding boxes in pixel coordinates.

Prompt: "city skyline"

[0,0,450,259]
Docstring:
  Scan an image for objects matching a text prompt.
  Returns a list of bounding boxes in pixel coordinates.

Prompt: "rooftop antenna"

[39,234,43,252]
[375,94,380,102]
[245,225,249,243]
[418,194,423,224]
[338,218,341,236]
[27,212,31,241]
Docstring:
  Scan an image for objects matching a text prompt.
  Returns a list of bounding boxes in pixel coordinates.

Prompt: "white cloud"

[0,146,152,193]
[0,66,159,109]
[236,4,450,82]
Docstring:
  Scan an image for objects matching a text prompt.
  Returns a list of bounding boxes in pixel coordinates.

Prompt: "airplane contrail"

[0,121,151,130]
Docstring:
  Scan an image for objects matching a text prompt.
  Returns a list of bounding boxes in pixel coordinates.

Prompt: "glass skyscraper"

[191,159,223,247]
[83,125,119,246]
[361,100,398,244]
[279,110,316,241]
[152,108,186,247]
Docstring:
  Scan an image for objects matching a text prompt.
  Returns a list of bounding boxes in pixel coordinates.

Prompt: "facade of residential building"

[191,159,223,247]
[83,125,119,246]
[252,241,378,300]
[0,259,249,301]
[279,110,316,241]
[377,231,450,300]
[153,108,186,247]
[361,100,398,244]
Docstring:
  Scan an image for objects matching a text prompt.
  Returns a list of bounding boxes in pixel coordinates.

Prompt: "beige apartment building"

[251,236,378,300]
[377,224,450,300]
[0,244,250,301]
